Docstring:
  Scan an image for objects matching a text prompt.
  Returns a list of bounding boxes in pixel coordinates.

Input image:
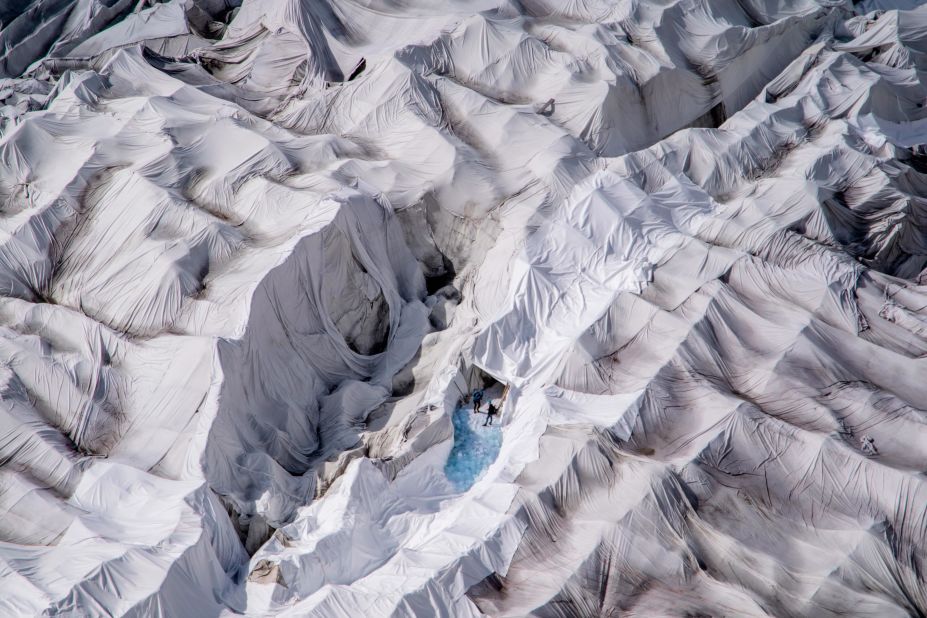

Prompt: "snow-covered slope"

[2,0,927,616]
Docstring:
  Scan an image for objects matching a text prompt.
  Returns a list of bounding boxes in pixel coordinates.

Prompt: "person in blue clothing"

[472,388,484,412]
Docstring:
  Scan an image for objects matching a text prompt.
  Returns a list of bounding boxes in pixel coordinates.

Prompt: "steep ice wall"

[2,0,927,617]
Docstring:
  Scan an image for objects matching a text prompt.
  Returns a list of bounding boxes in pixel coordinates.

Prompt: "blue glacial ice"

[444,404,502,491]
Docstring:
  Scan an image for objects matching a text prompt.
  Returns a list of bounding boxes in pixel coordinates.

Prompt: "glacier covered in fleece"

[2,0,927,616]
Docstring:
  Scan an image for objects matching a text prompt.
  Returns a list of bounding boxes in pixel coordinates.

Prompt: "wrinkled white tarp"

[1,1,927,617]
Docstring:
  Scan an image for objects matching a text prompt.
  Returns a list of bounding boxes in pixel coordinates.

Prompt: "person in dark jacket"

[484,402,497,426]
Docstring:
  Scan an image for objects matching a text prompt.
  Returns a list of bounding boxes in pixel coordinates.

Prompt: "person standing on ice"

[472,388,484,412]
[484,402,497,426]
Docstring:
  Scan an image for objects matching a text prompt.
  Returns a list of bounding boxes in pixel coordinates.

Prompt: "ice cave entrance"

[444,384,505,491]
